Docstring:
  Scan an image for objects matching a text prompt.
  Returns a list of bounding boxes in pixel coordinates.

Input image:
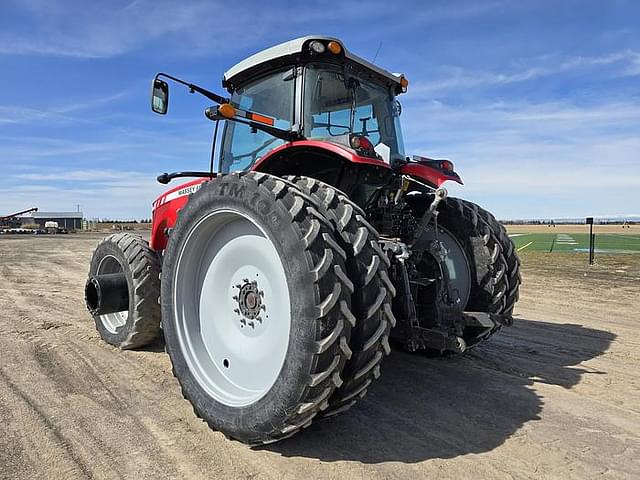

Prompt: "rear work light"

[309,41,326,54]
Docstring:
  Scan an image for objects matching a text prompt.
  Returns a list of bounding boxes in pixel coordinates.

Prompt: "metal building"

[18,211,84,231]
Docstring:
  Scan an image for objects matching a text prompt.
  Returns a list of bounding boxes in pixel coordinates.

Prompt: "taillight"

[358,136,374,151]
[350,134,374,152]
[440,160,454,172]
[413,155,456,173]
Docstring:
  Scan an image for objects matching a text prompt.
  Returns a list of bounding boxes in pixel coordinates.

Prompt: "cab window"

[303,63,405,161]
[220,69,295,173]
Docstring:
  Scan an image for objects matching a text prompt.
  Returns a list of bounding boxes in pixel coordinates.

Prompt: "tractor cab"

[218,36,408,174]
[151,36,461,192]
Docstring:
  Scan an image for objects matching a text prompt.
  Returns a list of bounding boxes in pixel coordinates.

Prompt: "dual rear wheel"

[86,173,519,444]
[160,172,383,444]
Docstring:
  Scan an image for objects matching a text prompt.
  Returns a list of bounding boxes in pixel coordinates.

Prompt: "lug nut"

[232,295,238,301]
[248,321,255,328]
[234,308,240,315]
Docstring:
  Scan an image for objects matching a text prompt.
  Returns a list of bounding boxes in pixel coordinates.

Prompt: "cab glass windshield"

[303,63,405,161]
[220,69,294,173]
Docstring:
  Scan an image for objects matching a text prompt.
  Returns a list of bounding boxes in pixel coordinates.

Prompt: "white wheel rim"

[97,254,128,333]
[174,209,291,407]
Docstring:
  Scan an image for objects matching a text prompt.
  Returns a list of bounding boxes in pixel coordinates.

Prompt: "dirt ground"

[1,233,639,479]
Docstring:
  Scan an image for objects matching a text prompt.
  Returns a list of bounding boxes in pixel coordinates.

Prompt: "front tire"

[87,233,161,349]
[161,172,354,444]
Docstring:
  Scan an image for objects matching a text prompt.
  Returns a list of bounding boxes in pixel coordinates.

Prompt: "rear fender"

[151,178,208,251]
[252,140,391,173]
[400,162,463,188]
[251,141,393,196]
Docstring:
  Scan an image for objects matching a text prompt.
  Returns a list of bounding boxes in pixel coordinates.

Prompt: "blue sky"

[0,0,639,220]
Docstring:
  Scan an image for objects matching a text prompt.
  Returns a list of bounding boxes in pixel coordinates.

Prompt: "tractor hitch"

[391,232,513,353]
[401,310,511,353]
[411,187,447,251]
[85,273,129,316]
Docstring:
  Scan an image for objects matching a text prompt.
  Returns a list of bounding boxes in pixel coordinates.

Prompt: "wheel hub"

[174,209,291,407]
[416,226,472,309]
[234,279,265,328]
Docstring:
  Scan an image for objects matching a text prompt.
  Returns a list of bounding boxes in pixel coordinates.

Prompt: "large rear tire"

[408,195,519,348]
[473,203,521,315]
[87,233,161,349]
[161,172,354,444]
[287,176,396,417]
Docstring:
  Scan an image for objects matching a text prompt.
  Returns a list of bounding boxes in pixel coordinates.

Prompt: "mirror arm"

[154,72,302,143]
[155,73,229,105]
[204,107,302,142]
[156,171,216,184]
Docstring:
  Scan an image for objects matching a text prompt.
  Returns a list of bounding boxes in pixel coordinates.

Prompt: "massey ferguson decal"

[152,182,202,210]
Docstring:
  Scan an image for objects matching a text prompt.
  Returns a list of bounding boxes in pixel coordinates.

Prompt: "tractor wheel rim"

[421,226,472,308]
[174,209,291,407]
[97,254,128,333]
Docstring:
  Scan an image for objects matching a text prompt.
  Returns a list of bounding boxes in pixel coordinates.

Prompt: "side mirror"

[151,79,169,114]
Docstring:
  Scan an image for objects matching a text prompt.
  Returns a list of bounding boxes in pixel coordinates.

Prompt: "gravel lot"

[0,233,638,479]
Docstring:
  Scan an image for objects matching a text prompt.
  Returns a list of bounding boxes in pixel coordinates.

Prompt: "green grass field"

[509,232,640,254]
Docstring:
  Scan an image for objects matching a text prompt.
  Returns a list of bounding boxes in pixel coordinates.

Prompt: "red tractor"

[85,36,520,445]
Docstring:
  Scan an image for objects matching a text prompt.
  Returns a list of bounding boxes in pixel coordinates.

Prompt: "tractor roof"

[223,35,403,91]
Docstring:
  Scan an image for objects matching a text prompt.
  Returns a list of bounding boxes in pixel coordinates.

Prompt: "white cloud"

[0,0,511,59]
[402,99,640,146]
[4,169,164,219]
[0,0,254,58]
[400,98,640,217]
[409,50,640,95]
[0,92,127,125]
[0,0,355,58]
[0,137,137,159]
[15,169,143,182]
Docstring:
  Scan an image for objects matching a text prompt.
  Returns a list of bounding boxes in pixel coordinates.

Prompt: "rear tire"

[408,195,518,348]
[286,176,396,417]
[473,203,521,315]
[87,233,161,349]
[161,172,354,444]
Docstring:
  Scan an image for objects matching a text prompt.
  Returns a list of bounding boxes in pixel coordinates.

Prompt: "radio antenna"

[372,42,383,63]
